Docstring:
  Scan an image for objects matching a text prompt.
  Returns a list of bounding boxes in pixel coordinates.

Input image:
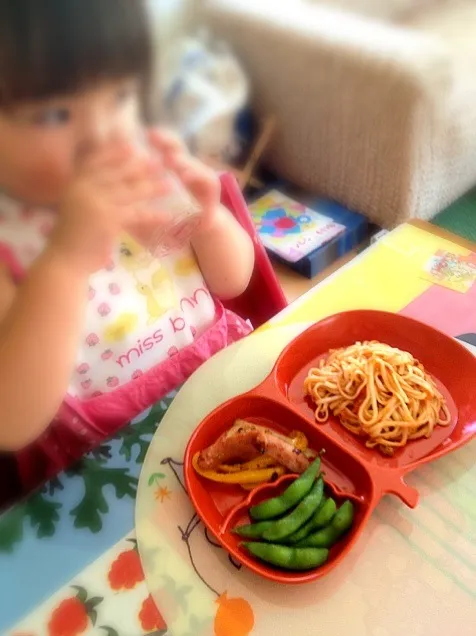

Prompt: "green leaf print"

[28,492,62,538]
[0,505,25,552]
[71,490,107,533]
[162,575,192,614]
[71,585,88,604]
[44,476,64,496]
[89,444,113,463]
[0,492,61,550]
[146,395,176,428]
[183,614,212,636]
[0,396,176,552]
[89,609,98,627]
[116,400,170,464]
[117,429,149,463]
[100,627,120,636]
[70,458,137,533]
[148,472,166,486]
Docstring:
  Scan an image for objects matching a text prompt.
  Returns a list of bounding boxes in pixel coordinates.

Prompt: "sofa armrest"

[204,0,455,226]
[205,0,452,95]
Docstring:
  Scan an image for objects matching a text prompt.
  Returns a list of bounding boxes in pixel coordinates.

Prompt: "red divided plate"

[184,310,476,584]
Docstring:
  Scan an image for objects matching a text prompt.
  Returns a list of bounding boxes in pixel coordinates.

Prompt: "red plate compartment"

[272,310,476,478]
[184,310,476,584]
[221,474,363,585]
[185,395,374,584]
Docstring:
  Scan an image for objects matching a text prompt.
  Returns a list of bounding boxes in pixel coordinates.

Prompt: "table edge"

[409,219,476,251]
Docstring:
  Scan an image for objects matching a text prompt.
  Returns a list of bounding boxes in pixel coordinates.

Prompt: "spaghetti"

[304,341,450,455]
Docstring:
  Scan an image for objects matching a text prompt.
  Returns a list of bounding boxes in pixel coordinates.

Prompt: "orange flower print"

[214,593,255,636]
[139,595,167,633]
[48,587,102,636]
[108,545,145,591]
[154,486,172,503]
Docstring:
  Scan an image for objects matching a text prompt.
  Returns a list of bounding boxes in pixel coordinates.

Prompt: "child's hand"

[51,141,164,274]
[148,129,221,232]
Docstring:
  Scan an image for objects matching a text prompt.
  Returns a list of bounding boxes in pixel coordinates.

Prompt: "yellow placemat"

[136,324,476,636]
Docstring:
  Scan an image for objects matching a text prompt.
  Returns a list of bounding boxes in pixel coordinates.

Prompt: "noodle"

[304,341,450,455]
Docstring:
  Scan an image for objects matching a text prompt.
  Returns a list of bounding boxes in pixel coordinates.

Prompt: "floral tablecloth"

[1,398,175,636]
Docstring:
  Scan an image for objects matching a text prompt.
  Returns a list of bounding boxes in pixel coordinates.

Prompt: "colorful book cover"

[249,190,346,263]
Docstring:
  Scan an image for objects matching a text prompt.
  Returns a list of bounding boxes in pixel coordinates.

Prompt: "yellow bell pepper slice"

[290,430,308,450]
[192,453,285,484]
[218,455,277,473]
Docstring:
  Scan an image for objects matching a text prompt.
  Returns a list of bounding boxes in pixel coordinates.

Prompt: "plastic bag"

[163,32,249,162]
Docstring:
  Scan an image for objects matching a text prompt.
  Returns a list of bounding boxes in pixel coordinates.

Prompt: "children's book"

[249,190,346,263]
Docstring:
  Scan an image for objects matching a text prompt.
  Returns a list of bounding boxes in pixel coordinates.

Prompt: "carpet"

[433,189,476,242]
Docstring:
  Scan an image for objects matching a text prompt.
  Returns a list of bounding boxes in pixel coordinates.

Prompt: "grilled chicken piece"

[196,422,266,470]
[233,420,313,473]
[196,420,315,473]
[263,434,310,473]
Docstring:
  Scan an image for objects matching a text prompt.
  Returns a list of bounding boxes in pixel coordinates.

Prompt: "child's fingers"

[167,153,206,176]
[148,129,188,159]
[170,155,220,197]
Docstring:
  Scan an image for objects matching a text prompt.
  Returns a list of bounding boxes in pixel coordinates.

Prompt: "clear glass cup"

[133,131,201,257]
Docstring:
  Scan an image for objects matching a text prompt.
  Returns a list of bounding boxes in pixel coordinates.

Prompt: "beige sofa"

[204,0,476,227]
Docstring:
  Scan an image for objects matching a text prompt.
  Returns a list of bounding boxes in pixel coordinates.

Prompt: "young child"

[0,0,254,498]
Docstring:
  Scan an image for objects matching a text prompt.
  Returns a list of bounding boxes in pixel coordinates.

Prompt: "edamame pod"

[249,457,321,521]
[241,542,329,570]
[232,519,276,539]
[262,477,324,542]
[296,500,354,548]
[285,497,337,545]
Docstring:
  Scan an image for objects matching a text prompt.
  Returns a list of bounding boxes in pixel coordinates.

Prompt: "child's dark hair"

[0,0,152,106]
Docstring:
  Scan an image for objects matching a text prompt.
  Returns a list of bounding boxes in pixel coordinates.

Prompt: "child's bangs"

[0,0,152,106]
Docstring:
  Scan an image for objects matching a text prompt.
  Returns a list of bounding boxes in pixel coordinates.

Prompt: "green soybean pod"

[297,500,354,548]
[249,457,321,521]
[241,542,329,571]
[332,500,355,534]
[285,497,337,545]
[312,497,338,527]
[262,477,324,542]
[232,519,276,539]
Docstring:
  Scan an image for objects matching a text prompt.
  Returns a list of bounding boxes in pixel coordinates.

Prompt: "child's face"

[0,79,141,205]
